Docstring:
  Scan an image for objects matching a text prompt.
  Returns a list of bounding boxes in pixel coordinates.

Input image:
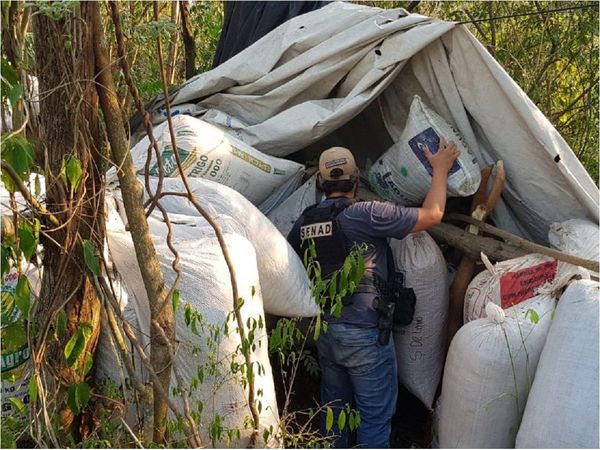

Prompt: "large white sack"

[132,176,318,317]
[516,280,599,449]
[266,174,323,237]
[390,231,448,410]
[463,252,587,323]
[98,228,280,447]
[548,219,600,262]
[438,298,555,448]
[109,114,304,209]
[369,95,480,205]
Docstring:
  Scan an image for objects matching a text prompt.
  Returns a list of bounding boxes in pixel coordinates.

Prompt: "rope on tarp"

[456,3,596,25]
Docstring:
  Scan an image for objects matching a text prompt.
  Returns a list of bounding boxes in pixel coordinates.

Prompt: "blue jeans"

[316,323,398,448]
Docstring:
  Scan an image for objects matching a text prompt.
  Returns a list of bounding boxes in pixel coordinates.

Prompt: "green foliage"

[1,57,22,109]
[189,1,223,74]
[1,134,35,192]
[17,218,40,262]
[33,0,78,21]
[63,322,93,370]
[268,240,366,446]
[67,382,90,415]
[14,274,30,319]
[61,154,83,191]
[526,308,540,324]
[82,239,100,276]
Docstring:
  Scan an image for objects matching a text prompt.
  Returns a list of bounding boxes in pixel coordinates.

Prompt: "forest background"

[0,0,597,448]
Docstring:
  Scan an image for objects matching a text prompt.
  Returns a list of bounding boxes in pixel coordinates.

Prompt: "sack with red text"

[463,252,587,323]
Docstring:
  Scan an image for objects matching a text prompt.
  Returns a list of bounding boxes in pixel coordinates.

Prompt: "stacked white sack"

[516,280,599,449]
[98,215,280,447]
[369,95,480,205]
[548,218,600,263]
[438,299,555,448]
[463,252,587,323]
[107,114,304,212]
[267,174,323,237]
[390,231,448,410]
[121,176,318,317]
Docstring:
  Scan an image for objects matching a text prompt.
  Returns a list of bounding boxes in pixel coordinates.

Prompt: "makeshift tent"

[138,1,598,247]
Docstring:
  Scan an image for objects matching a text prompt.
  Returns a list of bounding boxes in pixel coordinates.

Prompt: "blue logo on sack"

[408,127,460,176]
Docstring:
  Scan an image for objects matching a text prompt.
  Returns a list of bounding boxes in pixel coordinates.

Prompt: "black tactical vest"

[298,197,354,279]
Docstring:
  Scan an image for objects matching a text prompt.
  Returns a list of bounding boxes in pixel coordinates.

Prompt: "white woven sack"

[108,114,304,207]
[390,232,448,410]
[137,176,318,317]
[267,174,323,237]
[368,95,480,205]
[516,280,599,449]
[548,218,600,263]
[99,228,280,447]
[463,252,587,323]
[438,298,555,448]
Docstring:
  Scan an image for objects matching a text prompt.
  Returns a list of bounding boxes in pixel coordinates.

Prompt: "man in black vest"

[287,140,459,448]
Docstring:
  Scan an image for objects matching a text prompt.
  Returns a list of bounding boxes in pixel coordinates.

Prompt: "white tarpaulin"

[142,1,598,245]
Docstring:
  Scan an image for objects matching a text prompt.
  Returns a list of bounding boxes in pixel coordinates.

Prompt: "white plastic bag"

[98,227,280,447]
[438,298,555,448]
[126,177,318,317]
[108,114,304,207]
[369,95,480,205]
[548,218,600,262]
[463,252,586,323]
[390,232,448,410]
[516,280,599,449]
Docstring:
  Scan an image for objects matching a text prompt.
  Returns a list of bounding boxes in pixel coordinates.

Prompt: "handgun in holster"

[373,296,395,345]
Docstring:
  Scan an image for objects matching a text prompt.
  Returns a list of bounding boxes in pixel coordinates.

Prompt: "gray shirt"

[288,198,418,327]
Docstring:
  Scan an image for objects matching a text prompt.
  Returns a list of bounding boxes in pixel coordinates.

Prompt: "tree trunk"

[180,0,196,80]
[31,1,103,437]
[91,1,175,443]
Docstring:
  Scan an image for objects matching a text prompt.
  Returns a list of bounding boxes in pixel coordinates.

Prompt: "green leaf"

[34,174,41,197]
[67,383,80,415]
[313,313,321,341]
[172,289,180,313]
[64,155,83,190]
[328,272,337,301]
[0,428,16,448]
[77,382,90,409]
[342,257,352,277]
[56,309,67,337]
[7,84,22,108]
[28,376,38,404]
[184,303,192,326]
[64,328,85,367]
[8,397,26,415]
[82,239,100,276]
[325,407,334,432]
[2,135,35,188]
[527,309,540,324]
[18,221,37,261]
[82,352,93,376]
[1,57,19,87]
[15,275,30,319]
[338,409,346,431]
[1,245,10,276]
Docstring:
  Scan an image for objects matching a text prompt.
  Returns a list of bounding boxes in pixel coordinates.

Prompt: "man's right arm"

[411,136,460,233]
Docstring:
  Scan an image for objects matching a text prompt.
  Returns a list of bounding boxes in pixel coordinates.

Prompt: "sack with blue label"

[369,95,480,205]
